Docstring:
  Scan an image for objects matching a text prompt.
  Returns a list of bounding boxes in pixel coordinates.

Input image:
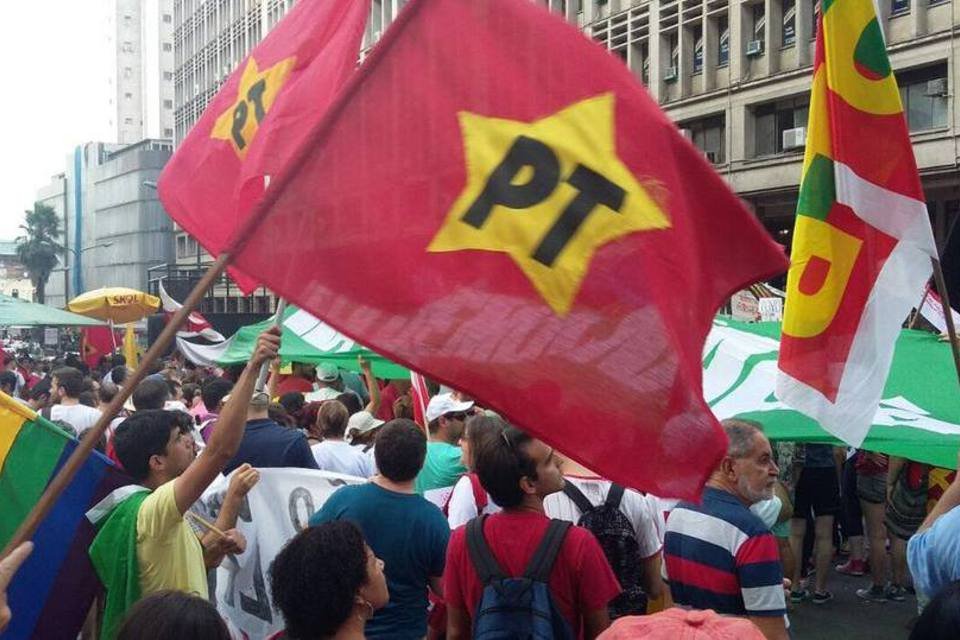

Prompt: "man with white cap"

[415,392,475,507]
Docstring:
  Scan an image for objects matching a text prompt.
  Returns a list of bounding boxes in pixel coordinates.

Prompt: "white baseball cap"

[345,411,385,443]
[425,392,475,423]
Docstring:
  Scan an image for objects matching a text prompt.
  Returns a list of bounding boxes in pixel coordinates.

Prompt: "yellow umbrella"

[68,287,161,324]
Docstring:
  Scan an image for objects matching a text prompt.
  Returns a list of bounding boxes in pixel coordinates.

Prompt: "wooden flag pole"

[255,298,287,392]
[932,257,960,386]
[0,252,233,558]
[908,285,931,330]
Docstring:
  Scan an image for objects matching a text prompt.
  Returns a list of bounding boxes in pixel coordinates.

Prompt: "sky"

[0,1,113,241]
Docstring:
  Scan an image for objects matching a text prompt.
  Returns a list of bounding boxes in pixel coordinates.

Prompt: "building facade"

[39,140,176,308]
[0,242,34,302]
[108,0,176,143]
[170,0,960,297]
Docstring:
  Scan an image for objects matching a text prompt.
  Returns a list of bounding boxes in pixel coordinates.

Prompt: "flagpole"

[255,298,286,392]
[908,285,931,330]
[0,252,234,559]
[931,258,960,386]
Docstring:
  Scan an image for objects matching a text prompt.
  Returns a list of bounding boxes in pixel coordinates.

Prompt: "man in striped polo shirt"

[663,419,788,640]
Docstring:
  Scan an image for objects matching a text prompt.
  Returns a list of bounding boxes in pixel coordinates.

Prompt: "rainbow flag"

[0,392,128,639]
[777,0,937,446]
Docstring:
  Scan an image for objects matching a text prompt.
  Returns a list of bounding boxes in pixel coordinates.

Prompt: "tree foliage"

[15,203,62,304]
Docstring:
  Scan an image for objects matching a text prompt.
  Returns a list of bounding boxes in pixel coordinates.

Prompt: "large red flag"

[224,0,787,498]
[158,0,370,291]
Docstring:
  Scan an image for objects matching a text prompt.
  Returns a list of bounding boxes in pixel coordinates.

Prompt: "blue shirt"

[223,418,319,474]
[309,482,449,640]
[908,505,960,600]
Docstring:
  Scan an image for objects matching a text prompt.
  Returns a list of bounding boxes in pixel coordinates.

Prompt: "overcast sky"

[0,1,112,241]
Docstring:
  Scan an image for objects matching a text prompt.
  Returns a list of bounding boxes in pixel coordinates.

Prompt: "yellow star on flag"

[211,55,297,159]
[428,93,671,316]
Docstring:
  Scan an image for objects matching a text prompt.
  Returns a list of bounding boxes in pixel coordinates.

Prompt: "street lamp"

[60,242,113,299]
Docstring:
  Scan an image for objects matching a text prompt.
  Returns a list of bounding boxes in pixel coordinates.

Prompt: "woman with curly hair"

[269,520,388,639]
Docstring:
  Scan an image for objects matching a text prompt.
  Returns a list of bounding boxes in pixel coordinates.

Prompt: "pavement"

[787,569,919,640]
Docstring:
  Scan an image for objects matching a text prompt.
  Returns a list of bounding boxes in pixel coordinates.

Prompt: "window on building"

[891,0,909,13]
[163,99,173,108]
[897,64,949,131]
[668,31,679,72]
[753,4,766,41]
[162,42,172,52]
[123,67,132,78]
[782,0,796,45]
[641,42,650,85]
[176,235,187,258]
[163,71,173,81]
[681,114,726,163]
[124,117,133,125]
[163,13,173,23]
[121,41,134,53]
[753,97,809,156]
[124,92,132,99]
[718,15,730,66]
[692,25,704,73]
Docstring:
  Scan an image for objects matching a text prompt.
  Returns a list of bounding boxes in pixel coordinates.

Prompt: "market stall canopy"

[178,305,409,379]
[0,294,105,327]
[706,318,960,469]
[68,287,160,324]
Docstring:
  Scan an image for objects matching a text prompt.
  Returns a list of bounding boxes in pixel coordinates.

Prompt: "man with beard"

[662,419,788,640]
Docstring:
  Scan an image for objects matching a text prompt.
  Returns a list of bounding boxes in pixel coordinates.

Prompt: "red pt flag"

[231,0,788,498]
[158,0,370,291]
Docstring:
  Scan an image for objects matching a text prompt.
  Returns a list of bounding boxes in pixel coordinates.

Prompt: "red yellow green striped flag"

[777,0,937,446]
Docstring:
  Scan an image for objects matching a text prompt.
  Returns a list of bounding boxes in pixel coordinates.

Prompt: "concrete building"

[170,0,960,297]
[39,140,176,308]
[0,242,34,302]
[108,0,176,144]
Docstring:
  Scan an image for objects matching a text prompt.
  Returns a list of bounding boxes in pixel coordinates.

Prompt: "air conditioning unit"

[782,126,807,150]
[663,66,678,82]
[746,40,764,57]
[679,128,693,141]
[704,150,719,163]
[925,78,948,97]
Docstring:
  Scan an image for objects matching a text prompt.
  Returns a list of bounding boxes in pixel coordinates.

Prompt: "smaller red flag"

[81,327,121,368]
[158,0,370,292]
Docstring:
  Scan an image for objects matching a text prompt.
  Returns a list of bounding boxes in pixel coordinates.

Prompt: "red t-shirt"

[444,511,621,637]
[275,375,314,396]
[376,382,401,421]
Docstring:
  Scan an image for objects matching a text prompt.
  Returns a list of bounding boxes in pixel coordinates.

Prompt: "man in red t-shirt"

[444,426,620,639]
[275,362,315,396]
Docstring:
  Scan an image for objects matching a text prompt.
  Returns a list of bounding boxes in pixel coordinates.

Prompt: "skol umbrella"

[67,287,160,324]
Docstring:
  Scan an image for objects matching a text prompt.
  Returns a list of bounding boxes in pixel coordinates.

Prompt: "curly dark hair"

[270,521,369,639]
[375,419,426,482]
[116,590,230,640]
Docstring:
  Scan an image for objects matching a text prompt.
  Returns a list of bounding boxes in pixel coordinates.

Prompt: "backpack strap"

[466,515,507,585]
[562,481,594,515]
[605,483,625,509]
[524,519,572,583]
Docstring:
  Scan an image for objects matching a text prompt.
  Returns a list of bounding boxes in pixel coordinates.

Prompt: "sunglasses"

[445,412,468,421]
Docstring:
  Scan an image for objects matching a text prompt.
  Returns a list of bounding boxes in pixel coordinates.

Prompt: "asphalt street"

[788,570,919,640]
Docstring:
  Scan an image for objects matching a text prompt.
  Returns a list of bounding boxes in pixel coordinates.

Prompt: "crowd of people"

[2,329,960,639]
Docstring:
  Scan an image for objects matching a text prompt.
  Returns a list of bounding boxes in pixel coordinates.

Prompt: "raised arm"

[174,328,280,514]
[359,356,381,415]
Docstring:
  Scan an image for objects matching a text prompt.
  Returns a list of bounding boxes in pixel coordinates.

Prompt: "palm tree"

[15,203,62,304]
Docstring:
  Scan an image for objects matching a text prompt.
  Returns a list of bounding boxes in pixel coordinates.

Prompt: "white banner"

[194,468,364,638]
[758,297,783,322]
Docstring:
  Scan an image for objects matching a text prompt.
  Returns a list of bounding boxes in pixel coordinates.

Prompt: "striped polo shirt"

[663,487,786,617]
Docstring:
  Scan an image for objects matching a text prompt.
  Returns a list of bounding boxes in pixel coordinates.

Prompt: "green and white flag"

[177,305,409,379]
[707,318,959,469]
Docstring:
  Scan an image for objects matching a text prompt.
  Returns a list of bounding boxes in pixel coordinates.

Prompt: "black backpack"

[562,482,646,618]
[466,515,575,640]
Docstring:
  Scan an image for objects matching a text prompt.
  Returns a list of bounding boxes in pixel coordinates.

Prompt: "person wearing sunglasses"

[415,393,476,508]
